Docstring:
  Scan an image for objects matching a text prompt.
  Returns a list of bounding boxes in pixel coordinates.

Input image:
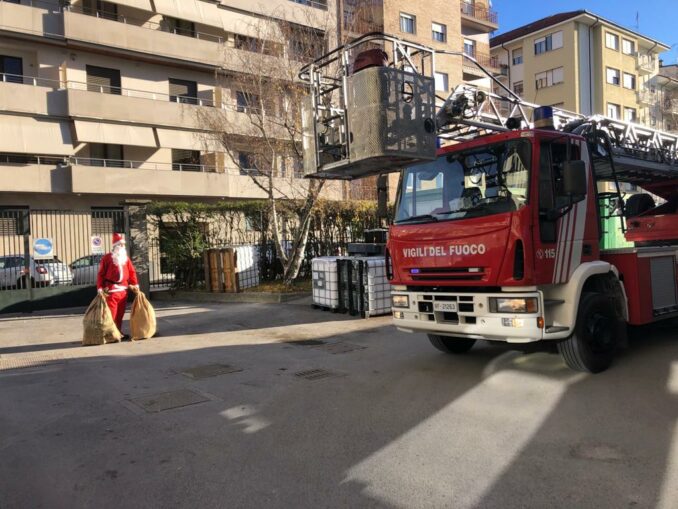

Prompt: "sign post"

[91,236,104,255]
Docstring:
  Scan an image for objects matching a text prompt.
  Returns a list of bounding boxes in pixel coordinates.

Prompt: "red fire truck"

[301,33,678,373]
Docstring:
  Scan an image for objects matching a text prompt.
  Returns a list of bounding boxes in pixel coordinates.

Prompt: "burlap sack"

[130,290,156,341]
[83,293,122,346]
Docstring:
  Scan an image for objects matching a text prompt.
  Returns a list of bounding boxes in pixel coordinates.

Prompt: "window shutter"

[552,31,563,49]
[552,67,564,84]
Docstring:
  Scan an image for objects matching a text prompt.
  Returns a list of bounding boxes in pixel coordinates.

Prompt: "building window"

[622,39,635,55]
[434,72,448,91]
[90,144,123,167]
[236,91,263,114]
[463,38,476,57]
[172,149,201,172]
[400,13,416,34]
[534,31,563,55]
[432,22,446,43]
[624,107,637,122]
[0,55,23,84]
[606,67,620,86]
[607,103,621,119]
[91,207,125,236]
[164,17,195,38]
[513,81,524,95]
[512,48,523,65]
[86,65,121,95]
[169,78,198,105]
[605,32,619,50]
[0,207,29,237]
[535,67,564,89]
[238,152,259,174]
[622,72,636,90]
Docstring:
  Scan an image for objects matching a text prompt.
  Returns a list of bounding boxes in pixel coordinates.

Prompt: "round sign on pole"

[91,236,104,255]
[33,238,54,260]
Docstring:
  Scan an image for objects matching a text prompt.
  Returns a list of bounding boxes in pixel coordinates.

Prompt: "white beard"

[112,246,128,266]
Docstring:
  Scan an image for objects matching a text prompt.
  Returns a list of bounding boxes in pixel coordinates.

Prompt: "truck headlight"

[489,297,538,314]
[392,295,409,308]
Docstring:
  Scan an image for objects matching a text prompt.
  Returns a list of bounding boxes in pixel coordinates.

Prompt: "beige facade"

[491,11,669,124]
[0,0,343,210]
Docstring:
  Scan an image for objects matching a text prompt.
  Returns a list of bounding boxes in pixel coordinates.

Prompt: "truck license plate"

[433,302,457,312]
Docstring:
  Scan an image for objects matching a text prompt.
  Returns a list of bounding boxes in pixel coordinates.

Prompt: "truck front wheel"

[428,334,476,354]
[557,292,623,373]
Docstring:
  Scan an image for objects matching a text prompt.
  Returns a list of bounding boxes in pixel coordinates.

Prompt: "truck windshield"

[395,139,531,224]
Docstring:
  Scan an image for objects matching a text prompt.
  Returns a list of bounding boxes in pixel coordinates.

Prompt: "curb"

[151,290,311,304]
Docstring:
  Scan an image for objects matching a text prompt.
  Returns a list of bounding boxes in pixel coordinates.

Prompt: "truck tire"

[557,292,623,373]
[428,334,476,354]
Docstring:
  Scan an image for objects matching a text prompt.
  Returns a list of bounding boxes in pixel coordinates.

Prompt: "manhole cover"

[128,389,209,413]
[180,364,243,380]
[294,368,344,381]
[288,339,326,346]
[0,352,65,371]
[321,342,366,355]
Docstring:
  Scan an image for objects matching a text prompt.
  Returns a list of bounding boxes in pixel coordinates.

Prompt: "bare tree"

[198,10,337,284]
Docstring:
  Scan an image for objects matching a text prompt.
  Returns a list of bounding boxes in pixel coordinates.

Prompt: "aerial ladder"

[300,32,678,244]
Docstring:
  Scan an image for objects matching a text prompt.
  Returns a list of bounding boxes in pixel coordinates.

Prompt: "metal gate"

[0,208,127,313]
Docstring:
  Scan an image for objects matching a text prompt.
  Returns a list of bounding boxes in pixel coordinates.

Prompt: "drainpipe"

[589,16,600,115]
[501,42,510,90]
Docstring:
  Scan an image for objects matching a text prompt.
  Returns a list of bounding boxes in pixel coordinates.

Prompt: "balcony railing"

[637,89,656,104]
[460,2,498,25]
[0,73,62,88]
[66,80,218,107]
[637,53,655,73]
[462,50,500,72]
[69,157,219,173]
[65,5,224,43]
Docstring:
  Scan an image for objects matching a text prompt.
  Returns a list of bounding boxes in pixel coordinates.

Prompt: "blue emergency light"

[534,106,555,129]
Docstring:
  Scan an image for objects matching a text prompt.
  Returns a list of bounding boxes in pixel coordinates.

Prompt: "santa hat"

[112,233,126,247]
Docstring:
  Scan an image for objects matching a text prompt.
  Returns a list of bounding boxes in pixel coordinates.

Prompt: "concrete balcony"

[0,158,71,194]
[460,2,498,32]
[0,0,63,38]
[63,9,224,68]
[66,85,209,130]
[0,77,67,117]
[637,89,657,105]
[67,161,331,199]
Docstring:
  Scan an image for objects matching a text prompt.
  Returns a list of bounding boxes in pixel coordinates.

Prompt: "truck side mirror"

[563,160,587,197]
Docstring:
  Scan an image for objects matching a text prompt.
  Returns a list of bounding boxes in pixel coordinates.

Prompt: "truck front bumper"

[391,289,545,344]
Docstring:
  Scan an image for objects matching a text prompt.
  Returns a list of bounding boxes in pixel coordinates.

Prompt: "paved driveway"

[0,299,676,508]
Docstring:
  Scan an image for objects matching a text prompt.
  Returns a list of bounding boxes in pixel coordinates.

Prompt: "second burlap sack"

[130,290,156,341]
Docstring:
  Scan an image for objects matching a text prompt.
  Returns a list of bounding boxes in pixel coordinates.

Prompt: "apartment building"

[0,0,342,211]
[340,0,499,198]
[490,10,669,124]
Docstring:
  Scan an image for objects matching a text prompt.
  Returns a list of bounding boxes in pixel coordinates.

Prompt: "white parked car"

[70,255,104,286]
[0,255,73,289]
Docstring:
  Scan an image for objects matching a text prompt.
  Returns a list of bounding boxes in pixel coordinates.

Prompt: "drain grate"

[0,352,65,371]
[321,342,366,355]
[128,389,209,413]
[294,368,344,381]
[180,364,243,380]
[288,339,326,347]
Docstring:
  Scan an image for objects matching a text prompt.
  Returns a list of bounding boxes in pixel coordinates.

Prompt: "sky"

[492,0,678,66]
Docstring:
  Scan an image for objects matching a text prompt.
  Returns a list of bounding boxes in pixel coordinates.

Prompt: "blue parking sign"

[33,238,54,260]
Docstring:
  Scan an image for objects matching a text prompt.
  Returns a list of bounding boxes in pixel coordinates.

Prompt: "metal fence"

[149,221,376,290]
[0,208,126,292]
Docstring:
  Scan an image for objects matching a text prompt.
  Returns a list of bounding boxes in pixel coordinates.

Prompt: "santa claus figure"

[97,233,139,338]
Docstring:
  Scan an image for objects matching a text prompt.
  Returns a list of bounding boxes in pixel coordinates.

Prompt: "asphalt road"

[0,298,676,509]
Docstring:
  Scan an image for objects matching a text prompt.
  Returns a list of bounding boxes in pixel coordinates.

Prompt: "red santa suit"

[97,234,138,333]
